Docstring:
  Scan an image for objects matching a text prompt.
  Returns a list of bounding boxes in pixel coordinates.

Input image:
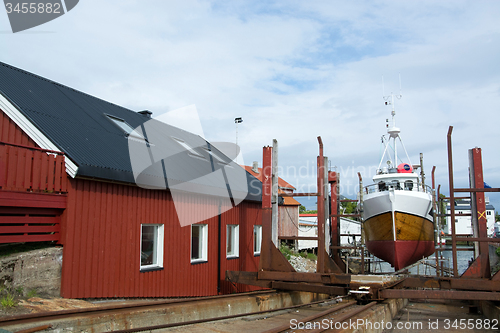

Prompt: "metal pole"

[271,139,279,247]
[317,136,325,273]
[420,153,425,190]
[447,126,458,277]
[431,166,439,277]
[470,147,490,278]
[324,156,330,256]
[259,146,273,271]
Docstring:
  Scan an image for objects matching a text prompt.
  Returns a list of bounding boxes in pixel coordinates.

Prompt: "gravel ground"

[288,255,317,272]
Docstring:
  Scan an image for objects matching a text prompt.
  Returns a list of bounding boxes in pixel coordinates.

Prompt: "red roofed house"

[243,162,300,246]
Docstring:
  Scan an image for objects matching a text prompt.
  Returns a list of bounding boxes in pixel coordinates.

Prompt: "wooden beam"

[258,271,351,285]
[0,191,66,209]
[271,281,347,295]
[380,289,500,301]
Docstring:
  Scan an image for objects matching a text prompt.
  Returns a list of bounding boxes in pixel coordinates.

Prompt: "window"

[254,225,262,255]
[140,224,164,271]
[191,224,208,263]
[204,147,230,165]
[226,225,239,258]
[106,114,145,140]
[172,137,204,159]
[487,211,491,216]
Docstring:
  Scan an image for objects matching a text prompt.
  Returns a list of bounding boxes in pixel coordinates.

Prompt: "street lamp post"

[235,117,243,162]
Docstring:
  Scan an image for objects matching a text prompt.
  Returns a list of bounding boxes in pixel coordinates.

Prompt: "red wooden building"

[0,62,263,298]
[243,163,300,243]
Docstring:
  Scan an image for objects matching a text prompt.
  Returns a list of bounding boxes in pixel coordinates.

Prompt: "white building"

[446,198,496,236]
[298,214,361,250]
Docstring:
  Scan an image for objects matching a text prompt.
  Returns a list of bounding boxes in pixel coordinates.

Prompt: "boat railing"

[364,181,432,194]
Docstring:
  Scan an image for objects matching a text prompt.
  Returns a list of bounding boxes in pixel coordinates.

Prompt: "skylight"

[106,115,145,140]
[172,137,204,158]
[204,147,230,165]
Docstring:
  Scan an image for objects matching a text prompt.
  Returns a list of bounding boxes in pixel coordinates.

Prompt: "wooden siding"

[0,207,62,243]
[278,205,299,237]
[61,177,262,298]
[0,143,67,193]
[0,110,37,147]
[0,110,66,244]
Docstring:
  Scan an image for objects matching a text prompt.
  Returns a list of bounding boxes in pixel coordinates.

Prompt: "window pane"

[173,137,204,158]
[141,225,157,266]
[192,225,200,260]
[227,226,233,255]
[254,225,261,254]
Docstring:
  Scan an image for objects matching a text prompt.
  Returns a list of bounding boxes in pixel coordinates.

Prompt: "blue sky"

[2,1,500,214]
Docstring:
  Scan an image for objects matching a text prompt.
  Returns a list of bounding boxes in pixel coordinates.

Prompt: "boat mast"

[382,75,405,170]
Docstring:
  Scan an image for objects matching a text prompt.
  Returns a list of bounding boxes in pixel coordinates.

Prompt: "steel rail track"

[111,299,355,333]
[264,301,377,333]
[0,290,277,327]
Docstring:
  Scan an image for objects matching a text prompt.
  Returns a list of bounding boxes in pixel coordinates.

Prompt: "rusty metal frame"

[227,130,500,301]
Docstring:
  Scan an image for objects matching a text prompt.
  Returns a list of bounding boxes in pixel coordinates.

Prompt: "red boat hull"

[366,240,435,271]
[364,211,435,270]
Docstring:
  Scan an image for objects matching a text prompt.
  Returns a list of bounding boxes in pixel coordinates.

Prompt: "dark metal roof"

[0,61,261,202]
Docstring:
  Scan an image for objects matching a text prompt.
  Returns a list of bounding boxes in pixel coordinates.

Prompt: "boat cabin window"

[391,180,401,190]
[404,180,414,191]
[378,181,387,192]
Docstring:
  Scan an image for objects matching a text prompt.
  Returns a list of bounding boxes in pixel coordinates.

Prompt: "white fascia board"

[0,93,78,178]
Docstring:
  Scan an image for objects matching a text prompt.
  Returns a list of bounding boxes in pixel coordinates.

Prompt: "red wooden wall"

[0,110,37,147]
[60,177,262,298]
[1,109,263,298]
[0,110,66,244]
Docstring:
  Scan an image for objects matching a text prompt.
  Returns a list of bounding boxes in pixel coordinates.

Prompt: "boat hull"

[362,189,434,270]
[364,211,435,270]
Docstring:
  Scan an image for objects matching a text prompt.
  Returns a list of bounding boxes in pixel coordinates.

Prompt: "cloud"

[2,0,500,209]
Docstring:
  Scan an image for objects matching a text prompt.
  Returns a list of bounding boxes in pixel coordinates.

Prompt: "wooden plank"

[0,225,59,233]
[0,191,67,209]
[23,149,32,189]
[6,146,16,190]
[40,152,48,190]
[0,207,61,215]
[258,271,351,285]
[60,156,67,192]
[47,154,55,191]
[225,271,272,288]
[0,145,6,187]
[0,216,59,224]
[32,150,42,191]
[380,289,500,301]
[15,147,25,191]
[0,234,59,243]
[54,154,63,192]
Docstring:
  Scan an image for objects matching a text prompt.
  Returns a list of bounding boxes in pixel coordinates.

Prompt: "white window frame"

[226,224,239,258]
[254,225,262,256]
[191,224,208,263]
[140,224,164,271]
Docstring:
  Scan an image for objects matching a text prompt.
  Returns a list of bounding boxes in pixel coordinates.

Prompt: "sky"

[1,0,499,211]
